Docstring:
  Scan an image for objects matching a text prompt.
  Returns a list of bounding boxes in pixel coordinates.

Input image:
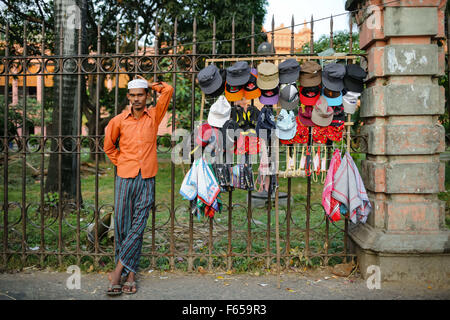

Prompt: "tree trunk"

[45,0,86,202]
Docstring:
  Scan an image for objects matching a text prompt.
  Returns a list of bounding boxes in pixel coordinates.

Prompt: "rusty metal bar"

[188,17,197,272]
[251,15,255,55]
[39,22,46,267]
[310,15,314,54]
[152,19,159,269]
[76,23,82,266]
[208,16,215,270]
[290,15,295,54]
[21,21,28,266]
[271,15,275,53]
[113,21,120,268]
[246,183,252,258]
[305,128,312,259]
[94,25,101,266]
[212,17,216,56]
[345,13,354,262]
[448,12,450,123]
[266,180,271,269]
[228,185,232,270]
[2,23,9,268]
[330,15,334,49]
[114,22,120,116]
[57,24,63,267]
[169,18,178,271]
[232,15,235,55]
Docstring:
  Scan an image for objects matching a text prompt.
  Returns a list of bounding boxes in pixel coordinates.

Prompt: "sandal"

[122,281,137,294]
[106,284,122,296]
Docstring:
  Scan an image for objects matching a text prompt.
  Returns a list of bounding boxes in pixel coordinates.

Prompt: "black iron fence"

[0,13,369,273]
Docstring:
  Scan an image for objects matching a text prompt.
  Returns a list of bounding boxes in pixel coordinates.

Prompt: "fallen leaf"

[216,276,224,280]
[198,266,207,275]
[224,282,230,286]
[226,270,233,275]
[88,265,94,272]
[428,286,432,290]
[332,263,353,277]
[286,288,296,293]
[255,271,260,276]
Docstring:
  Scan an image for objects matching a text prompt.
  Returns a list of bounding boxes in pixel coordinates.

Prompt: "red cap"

[195,123,213,147]
[299,86,321,106]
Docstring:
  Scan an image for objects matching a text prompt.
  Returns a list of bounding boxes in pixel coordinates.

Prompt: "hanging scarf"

[322,149,341,221]
[332,152,372,224]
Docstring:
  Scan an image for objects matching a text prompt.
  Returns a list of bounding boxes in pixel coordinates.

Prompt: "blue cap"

[322,89,342,107]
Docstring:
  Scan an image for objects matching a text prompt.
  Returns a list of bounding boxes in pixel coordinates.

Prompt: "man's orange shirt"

[104,82,174,179]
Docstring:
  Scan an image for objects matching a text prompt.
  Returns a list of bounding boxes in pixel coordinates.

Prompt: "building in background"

[265,21,311,54]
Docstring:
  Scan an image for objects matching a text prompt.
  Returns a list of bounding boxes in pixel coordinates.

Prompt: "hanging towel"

[332,152,372,224]
[322,149,341,221]
[180,159,200,201]
[197,158,221,206]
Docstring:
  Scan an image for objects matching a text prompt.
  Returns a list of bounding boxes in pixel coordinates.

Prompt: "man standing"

[103,77,174,295]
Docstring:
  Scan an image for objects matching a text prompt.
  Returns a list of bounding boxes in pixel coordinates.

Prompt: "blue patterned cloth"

[114,171,155,276]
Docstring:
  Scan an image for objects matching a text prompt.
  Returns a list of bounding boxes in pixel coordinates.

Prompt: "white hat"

[207,95,231,128]
[128,79,148,89]
[343,91,361,114]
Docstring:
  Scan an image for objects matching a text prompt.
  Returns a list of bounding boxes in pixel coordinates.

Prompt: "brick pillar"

[346,0,450,284]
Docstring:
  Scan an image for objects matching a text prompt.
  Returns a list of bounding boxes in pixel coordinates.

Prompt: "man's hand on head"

[149,82,163,93]
[133,75,163,93]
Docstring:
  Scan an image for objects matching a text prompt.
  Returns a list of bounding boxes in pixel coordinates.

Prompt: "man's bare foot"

[107,271,122,295]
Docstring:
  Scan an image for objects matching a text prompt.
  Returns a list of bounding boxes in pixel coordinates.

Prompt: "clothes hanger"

[312,146,320,183]
[321,146,327,184]
[298,145,306,177]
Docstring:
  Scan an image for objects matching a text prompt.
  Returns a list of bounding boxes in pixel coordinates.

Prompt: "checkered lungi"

[114,171,155,276]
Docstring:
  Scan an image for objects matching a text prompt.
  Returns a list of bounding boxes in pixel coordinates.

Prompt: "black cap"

[226,61,251,86]
[198,64,223,95]
[344,64,367,93]
[208,69,226,98]
[278,59,301,84]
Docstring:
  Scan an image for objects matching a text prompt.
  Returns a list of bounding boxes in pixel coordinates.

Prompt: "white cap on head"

[128,79,148,89]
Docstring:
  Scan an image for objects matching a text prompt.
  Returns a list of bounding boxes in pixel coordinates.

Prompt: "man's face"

[127,88,149,110]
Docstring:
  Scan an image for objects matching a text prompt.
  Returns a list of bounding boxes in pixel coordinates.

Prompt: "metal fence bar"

[188,17,197,272]
[76,23,82,267]
[330,15,334,49]
[21,21,27,266]
[94,25,102,267]
[57,24,64,267]
[169,18,178,271]
[2,23,9,269]
[152,20,159,270]
[310,15,314,54]
[39,22,46,267]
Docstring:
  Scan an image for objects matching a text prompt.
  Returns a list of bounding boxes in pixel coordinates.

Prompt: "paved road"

[0,267,449,301]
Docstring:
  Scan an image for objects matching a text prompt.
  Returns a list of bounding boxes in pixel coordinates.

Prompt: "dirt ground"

[0,266,449,300]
